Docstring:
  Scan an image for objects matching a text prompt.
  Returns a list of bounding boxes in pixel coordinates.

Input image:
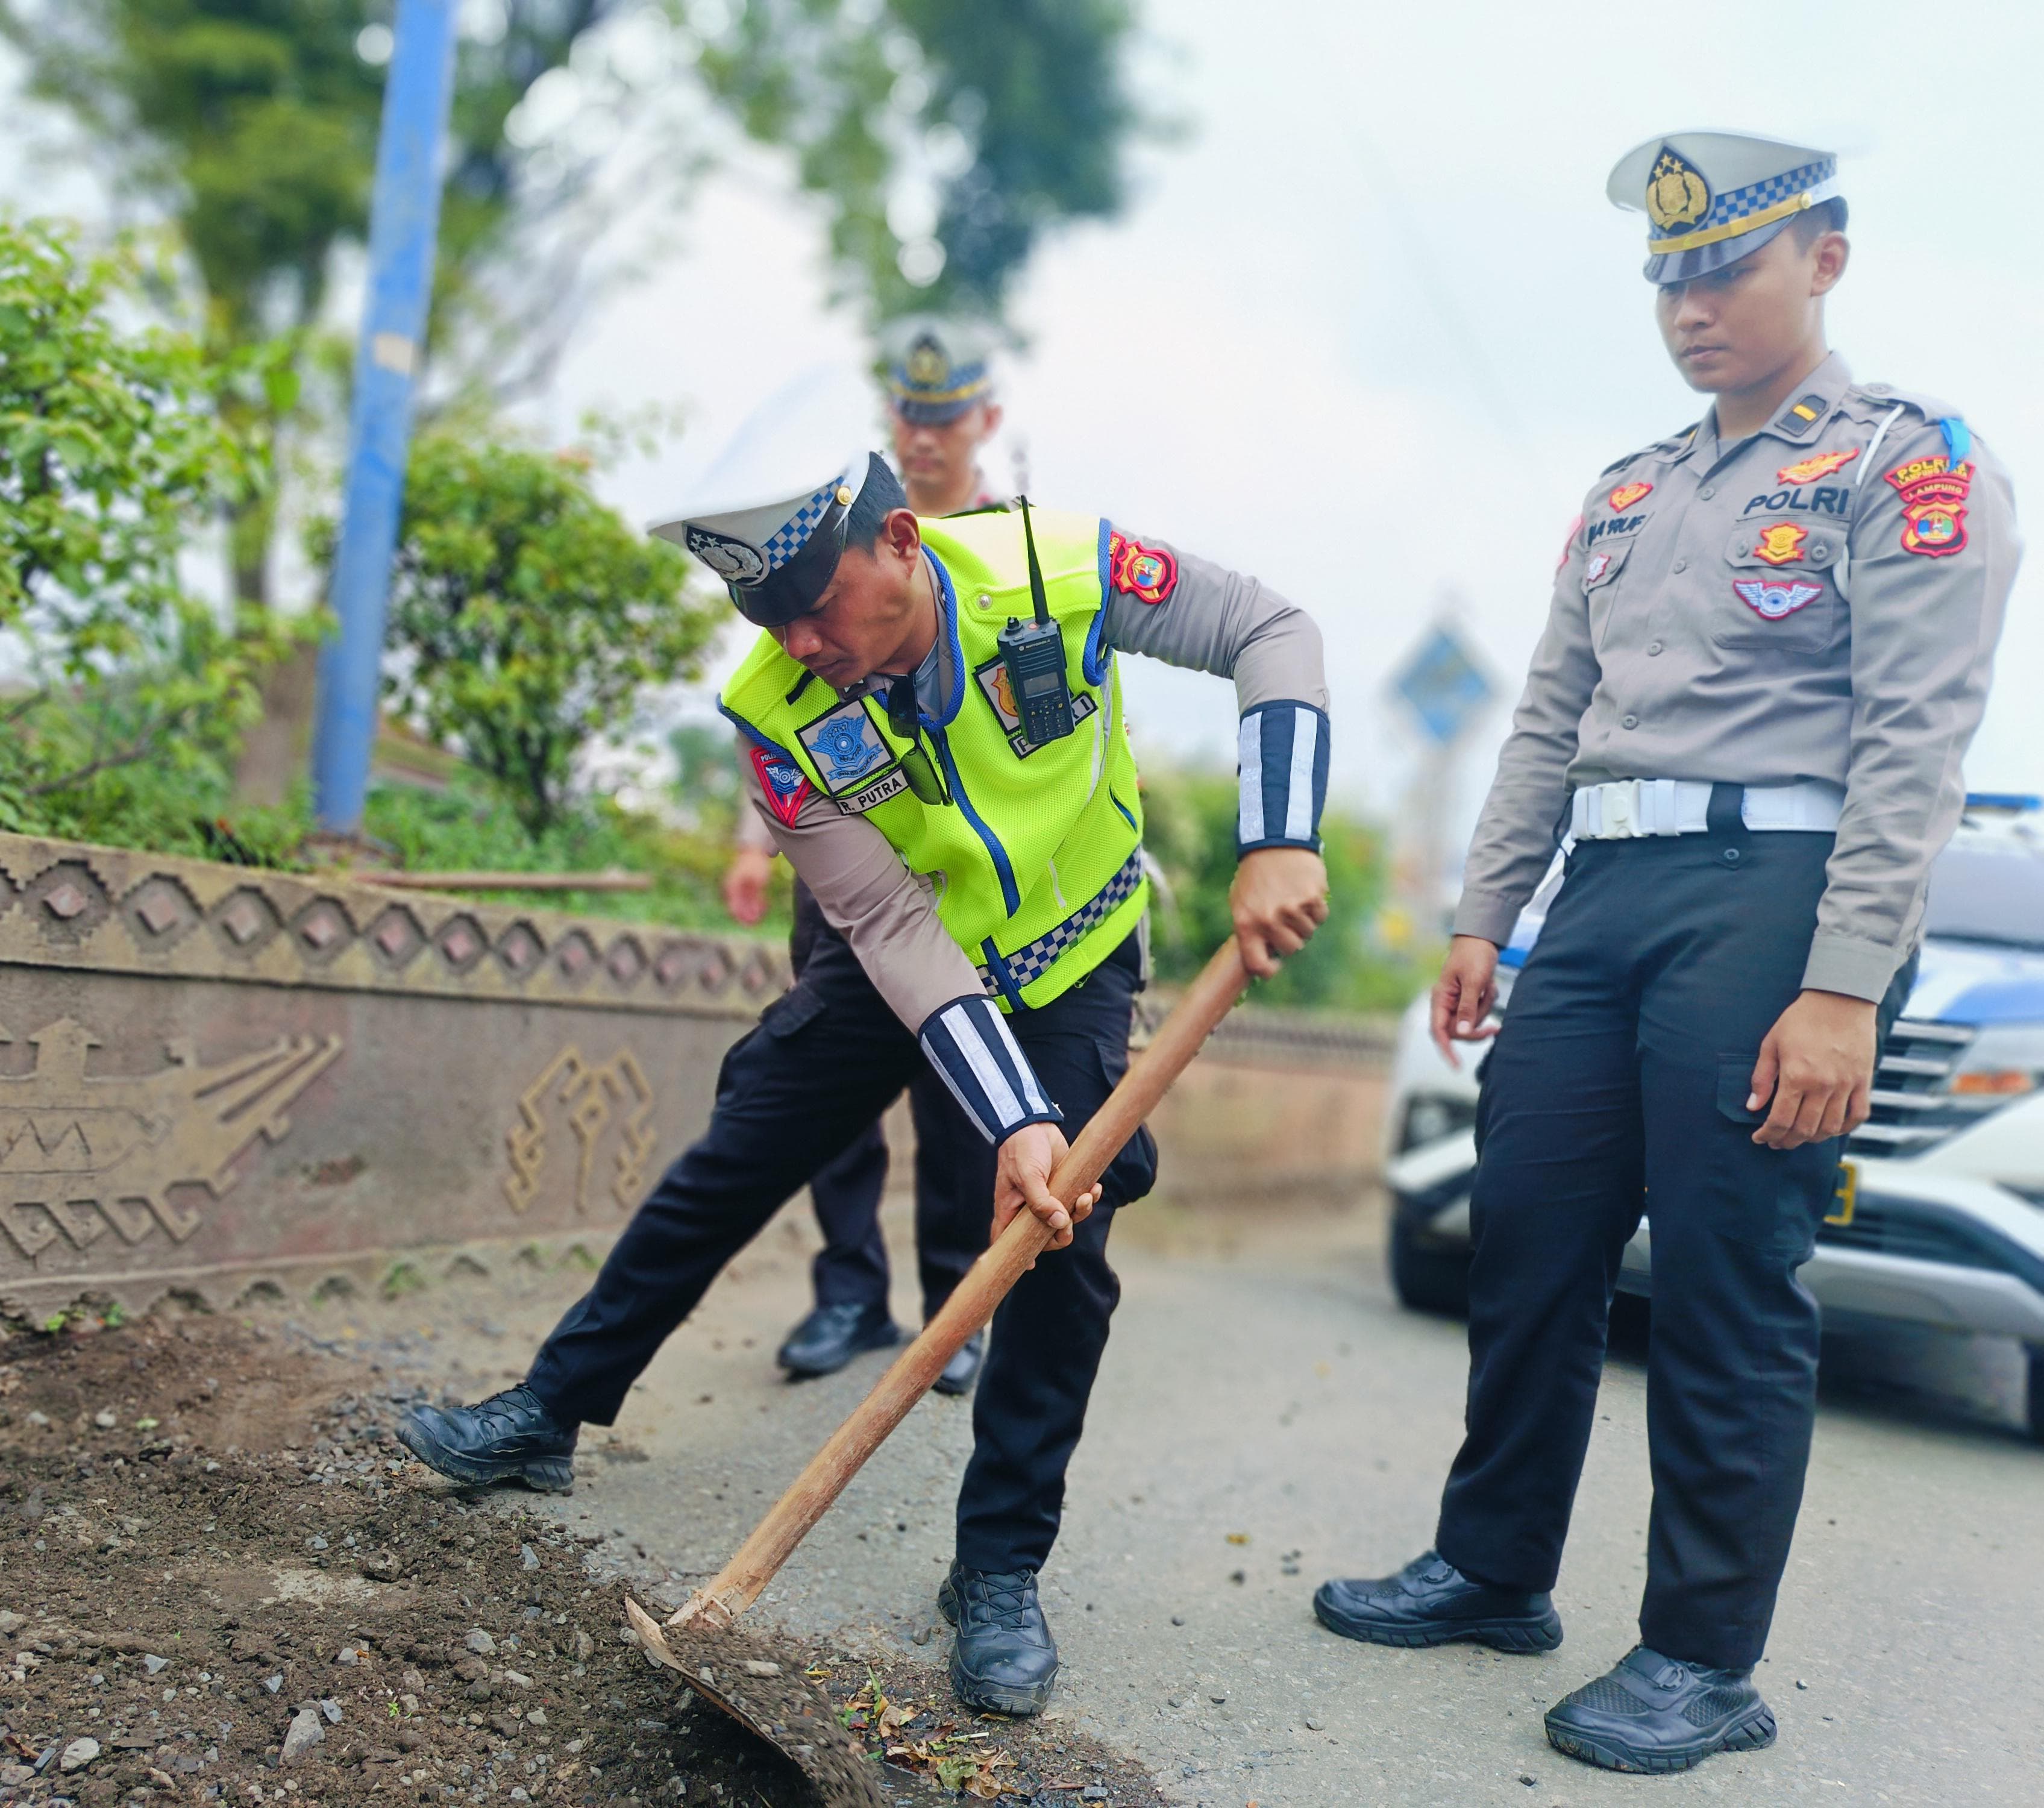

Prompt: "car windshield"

[1923,841,2044,950]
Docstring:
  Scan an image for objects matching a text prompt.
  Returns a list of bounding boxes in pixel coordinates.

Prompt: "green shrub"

[360,772,786,937]
[1140,760,1421,1014]
[0,217,295,837]
[333,429,721,837]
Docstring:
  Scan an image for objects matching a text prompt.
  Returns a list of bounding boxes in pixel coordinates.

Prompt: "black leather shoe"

[776,1302,901,1378]
[938,1562,1059,1714]
[1314,1549,1562,1653]
[931,1331,985,1397]
[1545,1646,1775,1773]
[396,1386,578,1492]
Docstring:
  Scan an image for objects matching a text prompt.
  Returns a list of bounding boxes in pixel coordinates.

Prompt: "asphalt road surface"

[419,1197,2043,1808]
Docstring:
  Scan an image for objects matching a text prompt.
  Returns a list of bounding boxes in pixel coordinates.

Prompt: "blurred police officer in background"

[721,319,1008,1394]
[1314,133,2017,1774]
[402,428,1332,1717]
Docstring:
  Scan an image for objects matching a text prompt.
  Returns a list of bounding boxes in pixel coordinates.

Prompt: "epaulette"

[1597,423,1699,478]
[1848,380,1960,424]
[1847,383,1973,468]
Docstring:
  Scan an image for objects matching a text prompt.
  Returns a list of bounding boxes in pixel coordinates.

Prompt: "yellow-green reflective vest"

[719,509,1147,1011]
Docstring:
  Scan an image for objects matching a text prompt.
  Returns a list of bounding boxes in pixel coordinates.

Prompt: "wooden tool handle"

[669,935,1250,1628]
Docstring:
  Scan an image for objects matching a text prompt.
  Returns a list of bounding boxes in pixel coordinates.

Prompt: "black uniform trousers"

[1434,793,1913,1671]
[525,924,1156,1574]
[789,884,986,1323]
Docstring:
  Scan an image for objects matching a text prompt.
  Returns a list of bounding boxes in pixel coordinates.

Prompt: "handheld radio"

[996,496,1077,745]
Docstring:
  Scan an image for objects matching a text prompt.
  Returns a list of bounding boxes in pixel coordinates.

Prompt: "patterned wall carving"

[0,833,788,1018]
[504,1045,658,1219]
[0,1016,342,1266]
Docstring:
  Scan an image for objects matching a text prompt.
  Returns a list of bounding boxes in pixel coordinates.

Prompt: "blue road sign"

[1392,623,1494,746]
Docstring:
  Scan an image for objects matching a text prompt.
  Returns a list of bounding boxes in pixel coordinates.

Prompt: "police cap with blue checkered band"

[651,450,890,628]
[1608,131,1842,284]
[883,315,995,425]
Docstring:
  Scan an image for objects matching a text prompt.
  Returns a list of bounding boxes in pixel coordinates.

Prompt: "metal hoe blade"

[624,1598,883,1806]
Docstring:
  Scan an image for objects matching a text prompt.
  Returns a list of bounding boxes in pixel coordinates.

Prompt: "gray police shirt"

[1456,352,2019,1003]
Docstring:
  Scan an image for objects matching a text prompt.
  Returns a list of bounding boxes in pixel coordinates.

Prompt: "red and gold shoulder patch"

[750,745,812,827]
[1608,480,1654,512]
[1885,455,1974,559]
[1108,530,1177,604]
[1776,447,1860,486]
[1556,513,1584,574]
[1752,523,1809,566]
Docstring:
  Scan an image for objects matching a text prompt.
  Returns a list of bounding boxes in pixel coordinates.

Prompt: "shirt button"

[1672,558,1687,573]
[1647,641,1664,656]
[1699,485,1716,500]
[1734,542,1749,556]
[976,592,993,609]
[1622,714,1638,729]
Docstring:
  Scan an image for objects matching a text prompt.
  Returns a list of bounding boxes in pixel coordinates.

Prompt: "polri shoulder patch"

[750,745,812,826]
[1884,454,1974,558]
[1108,530,1177,604]
[1555,513,1584,574]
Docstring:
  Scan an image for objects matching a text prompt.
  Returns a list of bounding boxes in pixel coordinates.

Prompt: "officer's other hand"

[1431,935,1502,1067]
[721,846,773,926]
[1230,847,1331,979]
[993,1123,1102,1255]
[1748,989,1879,1149]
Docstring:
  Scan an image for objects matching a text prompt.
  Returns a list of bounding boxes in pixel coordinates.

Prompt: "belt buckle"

[1602,779,1646,838]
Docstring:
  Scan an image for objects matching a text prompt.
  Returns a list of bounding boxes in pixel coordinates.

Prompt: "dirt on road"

[0,1311,1168,1808]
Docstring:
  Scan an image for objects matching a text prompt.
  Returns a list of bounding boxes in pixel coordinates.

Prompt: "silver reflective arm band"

[918,994,1061,1146]
[1237,701,1331,853]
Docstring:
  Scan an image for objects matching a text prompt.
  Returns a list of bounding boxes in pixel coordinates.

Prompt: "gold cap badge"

[1646,146,1711,235]
[905,339,948,386]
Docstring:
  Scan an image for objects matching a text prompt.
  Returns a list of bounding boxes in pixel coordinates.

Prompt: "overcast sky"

[548,0,2044,846]
[4,0,2038,849]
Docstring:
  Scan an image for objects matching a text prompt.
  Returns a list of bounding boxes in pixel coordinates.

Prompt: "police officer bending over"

[723,320,1012,1394]
[400,445,1332,1716]
[1313,133,2016,1773]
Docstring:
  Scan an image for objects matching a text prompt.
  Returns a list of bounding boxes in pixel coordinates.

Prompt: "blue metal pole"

[312,0,461,833]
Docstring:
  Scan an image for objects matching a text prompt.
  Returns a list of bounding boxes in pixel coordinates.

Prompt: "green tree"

[0,218,292,835]
[696,0,1142,322]
[2,1,1148,601]
[1140,760,1413,1013]
[343,429,716,835]
[0,0,636,599]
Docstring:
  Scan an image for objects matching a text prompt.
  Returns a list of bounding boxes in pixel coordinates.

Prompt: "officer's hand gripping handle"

[648,935,1252,1637]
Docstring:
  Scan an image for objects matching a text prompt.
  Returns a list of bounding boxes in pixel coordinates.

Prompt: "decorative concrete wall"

[0,833,788,1314]
[0,832,1396,1313]
[1137,1000,1391,1211]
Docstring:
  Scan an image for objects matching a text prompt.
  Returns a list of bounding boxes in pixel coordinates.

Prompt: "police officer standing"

[722,320,1011,1393]
[1313,134,2016,1773]
[401,437,1333,1716]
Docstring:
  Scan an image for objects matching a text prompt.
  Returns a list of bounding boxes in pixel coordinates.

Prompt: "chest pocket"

[1580,536,1638,653]
[1715,522,1845,653]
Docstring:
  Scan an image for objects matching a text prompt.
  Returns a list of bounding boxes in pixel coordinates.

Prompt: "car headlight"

[1946,1024,2044,1097]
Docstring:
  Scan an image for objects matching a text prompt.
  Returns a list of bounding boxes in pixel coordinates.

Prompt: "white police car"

[1384,796,2044,1439]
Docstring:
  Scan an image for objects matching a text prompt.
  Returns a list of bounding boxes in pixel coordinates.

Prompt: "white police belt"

[1569,779,1844,840]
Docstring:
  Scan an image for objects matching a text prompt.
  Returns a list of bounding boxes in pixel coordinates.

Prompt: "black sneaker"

[931,1331,985,1397]
[1313,1549,1562,1653]
[1545,1645,1776,1774]
[776,1302,902,1379]
[396,1386,578,1492]
[938,1562,1059,1715]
